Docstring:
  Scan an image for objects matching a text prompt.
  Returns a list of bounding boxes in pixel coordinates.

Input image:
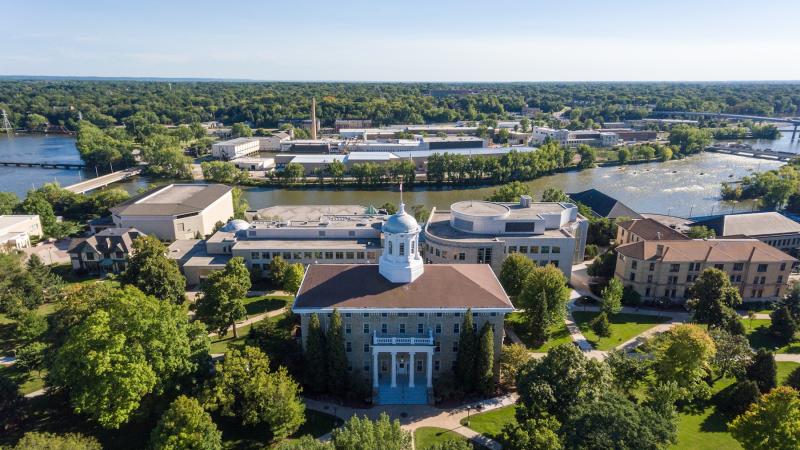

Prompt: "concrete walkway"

[775,354,800,363]
[207,306,288,338]
[305,393,518,449]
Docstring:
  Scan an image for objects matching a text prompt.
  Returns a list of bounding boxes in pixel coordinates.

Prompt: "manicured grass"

[777,361,800,384]
[572,311,670,351]
[742,318,800,354]
[414,427,471,449]
[671,361,800,449]
[0,364,46,395]
[506,312,573,351]
[241,294,292,318]
[461,404,516,442]
[209,323,253,354]
[219,409,340,449]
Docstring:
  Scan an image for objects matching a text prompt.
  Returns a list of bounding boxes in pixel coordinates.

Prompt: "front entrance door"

[397,356,408,375]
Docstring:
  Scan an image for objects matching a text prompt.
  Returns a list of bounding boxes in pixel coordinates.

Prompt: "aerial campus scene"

[2,1,800,449]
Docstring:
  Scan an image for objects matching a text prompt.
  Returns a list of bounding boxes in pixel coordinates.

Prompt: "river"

[0,134,792,218]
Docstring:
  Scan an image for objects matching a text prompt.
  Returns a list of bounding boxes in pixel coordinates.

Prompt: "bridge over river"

[651,111,800,139]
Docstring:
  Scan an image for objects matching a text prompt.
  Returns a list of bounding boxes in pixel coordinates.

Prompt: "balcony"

[372,331,434,346]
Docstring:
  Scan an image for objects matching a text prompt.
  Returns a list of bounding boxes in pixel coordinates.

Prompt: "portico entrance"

[371,332,434,405]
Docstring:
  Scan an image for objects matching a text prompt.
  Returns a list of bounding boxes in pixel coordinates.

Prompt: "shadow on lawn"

[244,297,289,316]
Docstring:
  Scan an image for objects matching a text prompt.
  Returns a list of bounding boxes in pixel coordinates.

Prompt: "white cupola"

[379,202,424,283]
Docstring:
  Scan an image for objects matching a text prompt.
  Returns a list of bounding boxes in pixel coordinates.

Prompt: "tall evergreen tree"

[771,306,798,344]
[476,322,495,396]
[327,309,348,394]
[305,313,328,393]
[455,308,477,392]
[529,291,550,345]
[746,349,777,393]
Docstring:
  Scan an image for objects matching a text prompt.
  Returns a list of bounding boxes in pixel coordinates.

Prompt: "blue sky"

[4,0,800,81]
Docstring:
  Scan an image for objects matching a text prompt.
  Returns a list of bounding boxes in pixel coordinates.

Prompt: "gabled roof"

[617,218,689,241]
[294,264,513,310]
[68,228,144,255]
[616,239,797,263]
[691,212,800,238]
[568,189,642,219]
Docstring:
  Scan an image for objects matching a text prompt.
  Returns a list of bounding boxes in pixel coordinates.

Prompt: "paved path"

[305,393,517,449]
[775,354,800,363]
[207,306,287,338]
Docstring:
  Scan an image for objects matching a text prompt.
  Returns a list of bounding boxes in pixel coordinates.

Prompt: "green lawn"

[671,361,800,450]
[506,312,573,351]
[209,323,253,354]
[572,311,670,351]
[743,318,800,354]
[461,404,516,442]
[219,409,340,449]
[0,364,46,395]
[241,294,292,318]
[414,427,471,450]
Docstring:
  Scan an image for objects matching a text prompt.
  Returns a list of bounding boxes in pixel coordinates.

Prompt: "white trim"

[294,307,513,314]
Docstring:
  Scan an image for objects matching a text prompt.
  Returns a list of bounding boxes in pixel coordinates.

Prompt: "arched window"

[399,242,405,256]
[388,241,393,255]
[411,240,416,254]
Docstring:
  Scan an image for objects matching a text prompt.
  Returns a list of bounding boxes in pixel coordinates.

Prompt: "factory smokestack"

[311,97,317,140]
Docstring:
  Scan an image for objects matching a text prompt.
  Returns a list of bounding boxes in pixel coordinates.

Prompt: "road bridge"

[651,111,800,139]
[705,145,797,162]
[64,167,143,194]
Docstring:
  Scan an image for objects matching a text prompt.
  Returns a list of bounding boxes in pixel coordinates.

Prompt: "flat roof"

[111,184,232,217]
[294,264,513,310]
[0,215,38,229]
[451,201,509,217]
[425,210,573,241]
[214,137,258,146]
[250,205,376,222]
[233,238,381,250]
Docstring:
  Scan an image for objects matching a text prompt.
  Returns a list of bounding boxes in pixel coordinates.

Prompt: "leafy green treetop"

[149,395,222,450]
[120,235,186,303]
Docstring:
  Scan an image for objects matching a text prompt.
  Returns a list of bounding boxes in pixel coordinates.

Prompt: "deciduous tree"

[651,324,716,401]
[196,257,250,338]
[11,432,101,450]
[150,395,222,450]
[203,346,305,441]
[498,253,535,299]
[730,386,800,450]
[601,278,623,316]
[501,416,563,450]
[120,235,186,303]
[499,343,531,389]
[330,413,412,450]
[747,349,778,393]
[282,263,305,294]
[516,265,569,343]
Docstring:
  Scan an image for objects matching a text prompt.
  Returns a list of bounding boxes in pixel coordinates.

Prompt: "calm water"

[0,135,87,196]
[0,134,789,218]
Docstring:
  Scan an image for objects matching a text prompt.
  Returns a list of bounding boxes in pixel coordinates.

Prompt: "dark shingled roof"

[294,264,513,310]
[67,228,144,254]
[568,189,642,219]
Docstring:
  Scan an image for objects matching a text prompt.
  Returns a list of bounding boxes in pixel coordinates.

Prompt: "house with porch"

[293,201,514,405]
[67,228,144,274]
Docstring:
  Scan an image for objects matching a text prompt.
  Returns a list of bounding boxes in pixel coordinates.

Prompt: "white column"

[409,352,415,388]
[390,351,397,388]
[426,350,433,388]
[373,351,379,388]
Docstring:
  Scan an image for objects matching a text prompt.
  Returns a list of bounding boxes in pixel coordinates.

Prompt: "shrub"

[590,312,612,337]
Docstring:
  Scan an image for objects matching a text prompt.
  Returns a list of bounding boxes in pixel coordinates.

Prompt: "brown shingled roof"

[616,239,797,263]
[617,218,689,241]
[294,264,513,310]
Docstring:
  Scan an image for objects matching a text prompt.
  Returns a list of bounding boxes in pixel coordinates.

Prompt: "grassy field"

[414,427,471,450]
[571,311,670,350]
[241,294,292,318]
[742,318,800,353]
[209,323,254,354]
[461,404,516,443]
[506,312,573,351]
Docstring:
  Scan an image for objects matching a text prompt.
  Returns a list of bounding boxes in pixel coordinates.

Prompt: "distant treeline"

[1,81,799,132]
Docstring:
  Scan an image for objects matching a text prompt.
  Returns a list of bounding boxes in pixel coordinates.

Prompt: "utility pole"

[1,109,12,136]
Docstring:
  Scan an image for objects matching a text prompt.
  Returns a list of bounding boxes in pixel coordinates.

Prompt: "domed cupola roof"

[382,204,420,234]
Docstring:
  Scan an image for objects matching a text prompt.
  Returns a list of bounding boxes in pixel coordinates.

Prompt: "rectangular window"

[325,252,333,259]
[435,324,442,334]
[670,264,680,272]
[714,263,724,270]
[508,246,517,253]
[541,246,550,254]
[649,262,655,271]
[645,287,651,296]
[364,343,370,353]
[348,230,355,236]
[519,246,528,254]
[357,252,365,259]
[399,243,405,256]
[632,261,638,270]
[435,341,440,352]
[758,264,768,273]
[346,342,352,352]
[314,251,323,259]
[630,273,636,281]
[530,246,539,254]
[346,252,355,259]
[293,252,302,260]
[345,324,351,334]
[434,360,440,371]
[781,263,787,271]
[647,274,653,283]
[552,246,560,254]
[304,252,312,259]
[318,231,326,237]
[416,359,423,372]
[418,323,424,334]
[282,252,291,260]
[363,323,370,334]
[251,252,260,259]
[381,323,388,334]
[399,324,405,334]
[452,342,459,352]
[733,263,744,271]
[458,253,466,261]
[335,252,344,260]
[453,323,460,334]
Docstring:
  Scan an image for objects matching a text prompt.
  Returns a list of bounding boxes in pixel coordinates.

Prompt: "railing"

[373,330,434,346]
